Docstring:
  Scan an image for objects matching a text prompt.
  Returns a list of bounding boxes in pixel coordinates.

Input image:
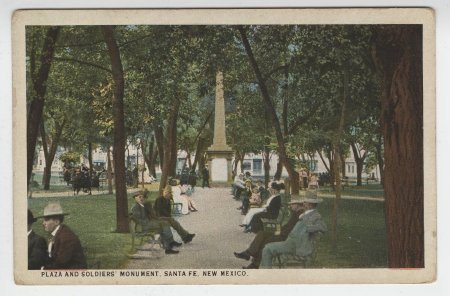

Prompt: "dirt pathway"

[125,187,255,269]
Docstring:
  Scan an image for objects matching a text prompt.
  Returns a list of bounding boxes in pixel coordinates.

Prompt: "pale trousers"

[260,239,296,268]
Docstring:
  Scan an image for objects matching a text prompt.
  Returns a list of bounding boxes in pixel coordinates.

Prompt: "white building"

[33,144,380,184]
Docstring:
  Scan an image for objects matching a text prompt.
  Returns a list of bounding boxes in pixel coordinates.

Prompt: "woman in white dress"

[172,183,190,215]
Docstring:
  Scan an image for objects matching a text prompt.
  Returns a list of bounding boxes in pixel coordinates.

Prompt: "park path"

[125,187,255,269]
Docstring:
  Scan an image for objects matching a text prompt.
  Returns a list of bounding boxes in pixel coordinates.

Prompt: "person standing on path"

[154,187,196,244]
[201,166,210,188]
[234,195,306,269]
[259,193,327,268]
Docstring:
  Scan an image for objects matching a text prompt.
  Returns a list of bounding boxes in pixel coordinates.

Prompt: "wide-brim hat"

[28,209,37,225]
[36,202,69,218]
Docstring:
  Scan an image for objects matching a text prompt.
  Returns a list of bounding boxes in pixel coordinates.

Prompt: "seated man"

[260,191,327,268]
[131,191,181,254]
[154,186,195,243]
[37,202,87,269]
[234,195,305,269]
[28,210,47,270]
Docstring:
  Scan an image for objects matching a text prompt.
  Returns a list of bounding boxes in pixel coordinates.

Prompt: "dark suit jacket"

[45,224,87,269]
[265,194,282,219]
[154,197,171,218]
[28,230,48,270]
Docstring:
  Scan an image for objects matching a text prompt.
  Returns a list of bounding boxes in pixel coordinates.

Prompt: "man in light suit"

[260,191,327,268]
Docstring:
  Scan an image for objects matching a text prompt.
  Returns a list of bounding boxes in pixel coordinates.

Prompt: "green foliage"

[59,151,81,165]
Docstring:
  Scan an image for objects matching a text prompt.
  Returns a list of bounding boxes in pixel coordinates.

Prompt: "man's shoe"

[170,241,182,248]
[239,224,246,227]
[165,249,179,254]
[183,233,195,243]
[234,251,250,261]
[243,263,258,269]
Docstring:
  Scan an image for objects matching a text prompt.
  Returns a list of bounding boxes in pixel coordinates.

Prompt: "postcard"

[13,8,435,284]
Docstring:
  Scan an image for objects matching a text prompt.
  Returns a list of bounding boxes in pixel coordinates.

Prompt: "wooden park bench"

[261,194,291,235]
[275,231,323,268]
[128,214,162,257]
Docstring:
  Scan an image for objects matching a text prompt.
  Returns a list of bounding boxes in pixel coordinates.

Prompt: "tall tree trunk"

[154,121,165,169]
[350,142,367,186]
[40,118,66,190]
[151,148,158,177]
[102,26,128,233]
[192,137,205,172]
[88,142,93,178]
[372,25,423,268]
[331,70,347,251]
[159,100,181,195]
[263,146,271,188]
[238,27,299,193]
[27,27,60,187]
[40,123,49,187]
[375,134,385,185]
[141,138,153,177]
[106,148,113,194]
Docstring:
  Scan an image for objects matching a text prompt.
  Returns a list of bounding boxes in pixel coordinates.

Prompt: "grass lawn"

[318,183,384,198]
[28,190,160,269]
[28,186,387,269]
[313,198,387,268]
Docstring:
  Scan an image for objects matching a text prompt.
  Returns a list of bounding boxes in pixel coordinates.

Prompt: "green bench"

[275,231,323,268]
[128,215,162,256]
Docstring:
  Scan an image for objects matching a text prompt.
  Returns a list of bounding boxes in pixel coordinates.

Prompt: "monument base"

[206,149,234,185]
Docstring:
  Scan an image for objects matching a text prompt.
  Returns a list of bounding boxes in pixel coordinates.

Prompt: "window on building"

[253,159,262,175]
[242,160,252,171]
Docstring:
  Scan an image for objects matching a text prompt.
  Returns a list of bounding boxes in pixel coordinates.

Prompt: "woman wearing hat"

[28,209,47,270]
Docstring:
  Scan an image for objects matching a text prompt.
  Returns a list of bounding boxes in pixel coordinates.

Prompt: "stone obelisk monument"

[207,71,234,184]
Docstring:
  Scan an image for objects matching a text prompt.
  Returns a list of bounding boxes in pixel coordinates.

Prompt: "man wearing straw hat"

[38,202,87,269]
[234,194,306,269]
[28,209,47,270]
[260,191,327,268]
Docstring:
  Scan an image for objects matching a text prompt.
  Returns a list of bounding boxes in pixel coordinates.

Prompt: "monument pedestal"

[206,149,234,185]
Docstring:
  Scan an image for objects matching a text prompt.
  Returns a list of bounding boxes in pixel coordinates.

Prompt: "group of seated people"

[130,182,196,255]
[232,175,327,269]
